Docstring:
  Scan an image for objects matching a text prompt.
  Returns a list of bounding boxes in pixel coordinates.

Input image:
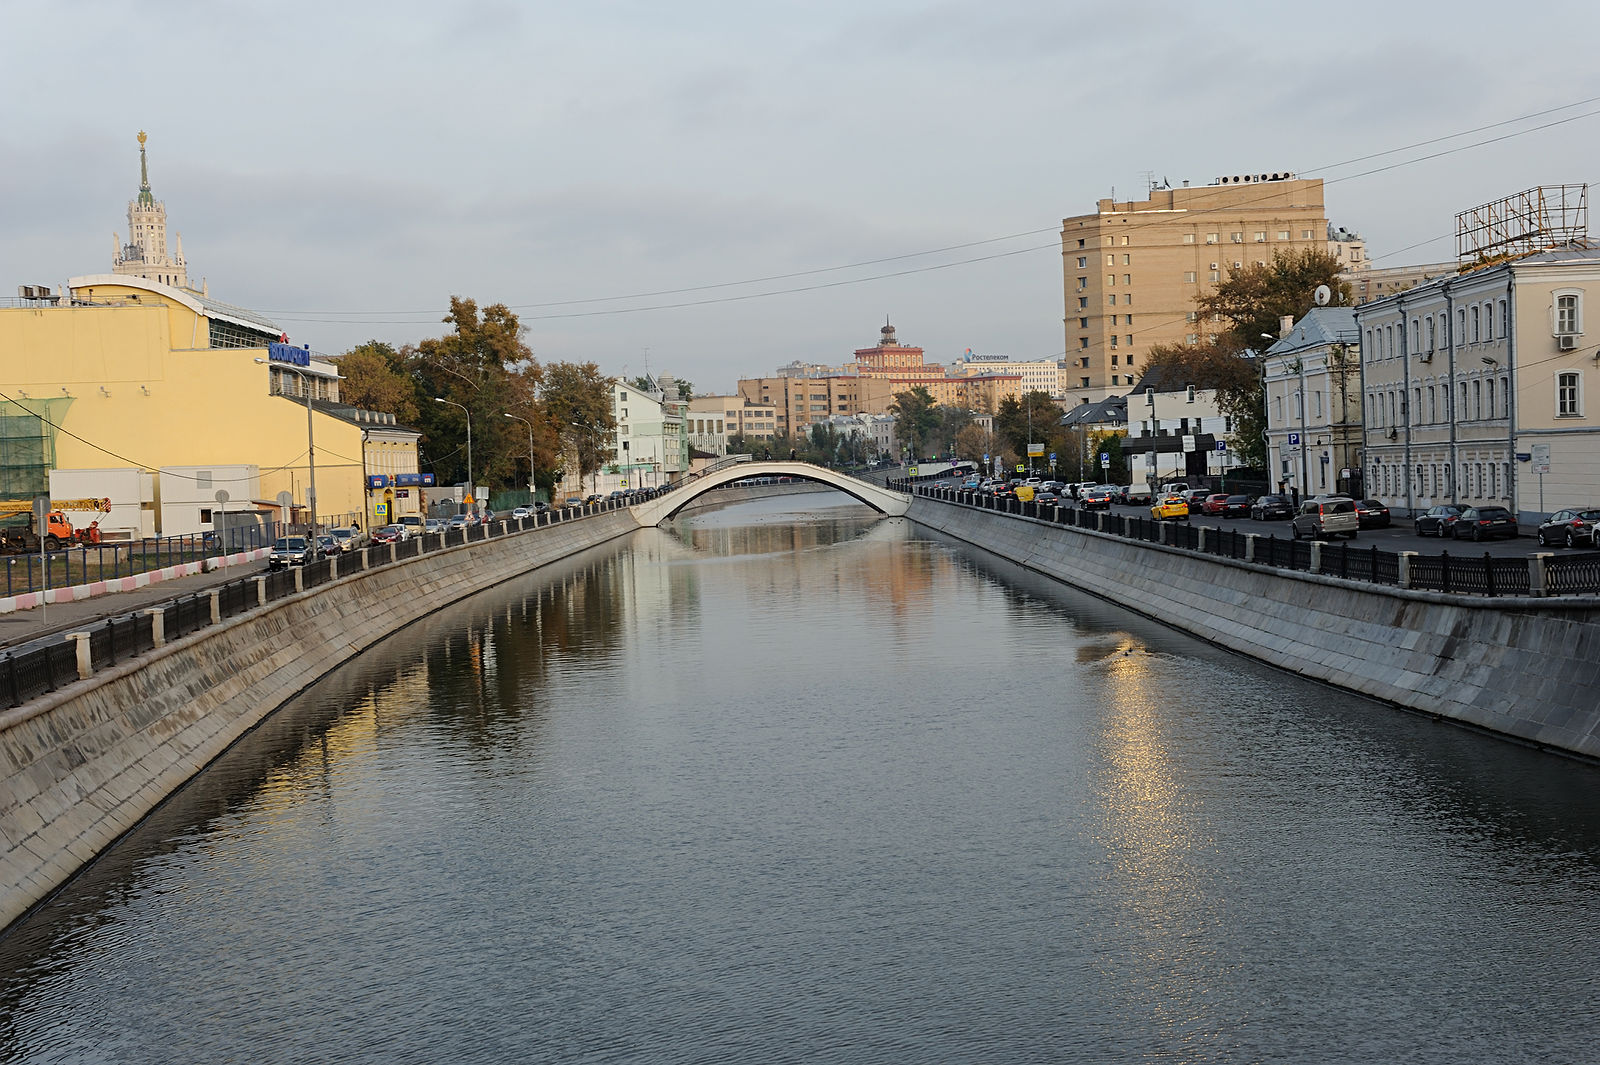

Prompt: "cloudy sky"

[6,1,1600,395]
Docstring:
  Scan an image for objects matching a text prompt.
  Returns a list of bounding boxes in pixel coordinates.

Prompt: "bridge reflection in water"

[2,492,1599,1064]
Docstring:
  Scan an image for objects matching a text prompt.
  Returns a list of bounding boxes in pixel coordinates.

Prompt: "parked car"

[1536,508,1600,548]
[1034,490,1061,506]
[564,497,583,508]
[1250,494,1294,521]
[397,515,424,537]
[1181,489,1211,512]
[1291,496,1359,540]
[1414,504,1467,538]
[1452,505,1518,541]
[1121,484,1153,505]
[584,494,604,506]
[1150,495,1189,522]
[330,526,366,552]
[1079,485,1116,509]
[1355,499,1391,528]
[511,506,533,519]
[268,535,312,569]
[446,514,470,530]
[1220,494,1251,518]
[370,525,404,544]
[424,517,447,534]
[315,535,340,559]
[1200,493,1232,516]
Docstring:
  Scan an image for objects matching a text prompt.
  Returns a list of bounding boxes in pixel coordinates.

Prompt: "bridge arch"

[629,462,909,527]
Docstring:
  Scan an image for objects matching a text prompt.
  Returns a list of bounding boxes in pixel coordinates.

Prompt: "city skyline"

[6,2,1600,393]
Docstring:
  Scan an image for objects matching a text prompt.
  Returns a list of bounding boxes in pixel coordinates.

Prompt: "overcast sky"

[6,1,1600,395]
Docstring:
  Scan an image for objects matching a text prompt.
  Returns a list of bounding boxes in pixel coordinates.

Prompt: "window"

[1558,371,1581,415]
[1079,337,1089,349]
[1426,315,1436,352]
[1077,277,1087,290]
[1206,233,1218,244]
[1486,378,1495,418]
[1411,319,1420,351]
[1108,275,1117,286]
[1121,236,1129,245]
[1471,305,1480,342]
[1473,379,1482,419]
[1110,336,1119,349]
[1186,311,1199,322]
[1107,255,1115,267]
[1277,230,1290,240]
[1111,354,1118,366]
[1125,335,1133,346]
[1079,317,1088,328]
[1123,274,1132,285]
[1186,334,1199,344]
[1184,271,1197,283]
[1186,385,1196,403]
[1301,229,1314,239]
[1078,297,1088,309]
[1557,292,1580,335]
[1500,299,1509,338]
[1427,386,1436,423]
[1231,232,1243,243]
[1458,307,1467,339]
[1108,294,1117,306]
[1077,239,1085,248]
[1122,254,1130,265]
[1254,231,1267,242]
[1183,234,1195,244]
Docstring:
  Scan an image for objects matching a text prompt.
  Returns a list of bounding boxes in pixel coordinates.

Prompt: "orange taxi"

[1150,494,1189,522]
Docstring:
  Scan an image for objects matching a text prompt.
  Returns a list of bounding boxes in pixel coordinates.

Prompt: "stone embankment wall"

[0,511,640,931]
[908,495,1600,759]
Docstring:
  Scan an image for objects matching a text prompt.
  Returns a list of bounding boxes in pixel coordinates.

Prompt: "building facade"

[1262,308,1363,500]
[1355,244,1600,522]
[1061,174,1329,406]
[736,372,894,438]
[1125,365,1249,486]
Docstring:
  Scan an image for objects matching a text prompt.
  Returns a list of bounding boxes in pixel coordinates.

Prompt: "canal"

[3,491,1598,1063]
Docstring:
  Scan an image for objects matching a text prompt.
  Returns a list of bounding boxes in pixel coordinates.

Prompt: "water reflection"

[3,497,1600,1063]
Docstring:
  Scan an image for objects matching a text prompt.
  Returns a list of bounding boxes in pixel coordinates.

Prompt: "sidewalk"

[0,552,269,654]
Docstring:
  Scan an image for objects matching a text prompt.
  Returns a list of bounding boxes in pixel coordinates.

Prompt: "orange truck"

[0,498,112,553]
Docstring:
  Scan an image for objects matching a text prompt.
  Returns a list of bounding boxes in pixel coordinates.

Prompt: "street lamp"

[255,357,331,531]
[503,412,535,493]
[434,397,473,510]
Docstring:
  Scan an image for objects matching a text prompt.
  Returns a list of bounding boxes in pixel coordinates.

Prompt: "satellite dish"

[1314,284,1332,306]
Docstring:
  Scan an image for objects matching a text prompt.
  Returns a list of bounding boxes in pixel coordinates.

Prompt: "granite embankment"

[0,509,639,931]
[908,494,1600,759]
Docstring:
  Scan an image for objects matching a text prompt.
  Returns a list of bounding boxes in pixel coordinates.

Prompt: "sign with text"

[1532,443,1551,474]
[267,341,310,367]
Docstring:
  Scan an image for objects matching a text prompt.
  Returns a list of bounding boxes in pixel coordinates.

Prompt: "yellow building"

[736,373,894,437]
[1062,173,1329,405]
[0,275,420,536]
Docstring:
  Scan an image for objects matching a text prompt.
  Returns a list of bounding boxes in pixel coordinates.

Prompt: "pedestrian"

[789,448,796,461]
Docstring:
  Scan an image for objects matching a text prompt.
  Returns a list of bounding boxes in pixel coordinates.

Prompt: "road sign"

[983,453,989,462]
[1049,453,1057,463]
[1015,464,1025,473]
[1027,442,1045,457]
[1182,435,1196,453]
[1287,432,1300,446]
[909,466,919,477]
[1216,440,1227,452]
[1532,443,1551,474]
[1101,456,1110,469]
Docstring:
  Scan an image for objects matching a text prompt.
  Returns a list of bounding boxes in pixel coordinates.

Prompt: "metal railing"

[892,479,1599,599]
[0,524,279,599]
[0,499,644,710]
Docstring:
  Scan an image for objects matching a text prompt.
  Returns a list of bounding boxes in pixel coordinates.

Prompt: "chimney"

[1279,315,1294,339]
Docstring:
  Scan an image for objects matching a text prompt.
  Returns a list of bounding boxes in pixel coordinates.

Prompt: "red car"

[1200,493,1231,516]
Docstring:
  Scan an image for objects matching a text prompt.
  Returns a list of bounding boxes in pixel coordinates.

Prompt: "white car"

[512,506,533,519]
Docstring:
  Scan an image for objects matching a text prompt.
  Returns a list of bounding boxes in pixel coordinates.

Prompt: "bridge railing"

[895,479,1595,599]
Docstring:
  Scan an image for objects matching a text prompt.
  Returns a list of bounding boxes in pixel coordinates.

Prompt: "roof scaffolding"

[1456,185,1588,264]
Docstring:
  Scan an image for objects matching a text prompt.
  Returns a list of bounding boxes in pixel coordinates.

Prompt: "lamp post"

[503,412,535,494]
[435,397,473,512]
[256,357,326,532]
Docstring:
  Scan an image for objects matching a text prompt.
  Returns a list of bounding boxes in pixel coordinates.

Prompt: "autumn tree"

[336,340,421,425]
[540,360,616,489]
[994,391,1059,472]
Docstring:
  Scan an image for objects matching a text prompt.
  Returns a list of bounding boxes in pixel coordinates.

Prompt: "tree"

[932,406,975,458]
[541,361,616,488]
[336,340,421,425]
[994,391,1059,472]
[888,386,939,460]
[1199,248,1352,352]
[414,297,538,490]
[1144,339,1268,468]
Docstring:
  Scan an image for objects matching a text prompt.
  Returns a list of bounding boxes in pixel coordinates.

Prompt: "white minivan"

[1122,483,1152,505]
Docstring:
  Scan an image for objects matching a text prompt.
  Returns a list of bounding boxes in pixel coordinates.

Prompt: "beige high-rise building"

[737,373,895,438]
[1061,173,1328,406]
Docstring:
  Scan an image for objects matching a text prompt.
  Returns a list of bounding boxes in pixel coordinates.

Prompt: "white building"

[1262,308,1362,500]
[605,378,687,491]
[1125,366,1249,486]
[953,352,1064,397]
[1355,242,1600,522]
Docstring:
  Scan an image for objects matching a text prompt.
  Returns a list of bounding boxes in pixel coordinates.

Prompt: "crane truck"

[0,498,111,553]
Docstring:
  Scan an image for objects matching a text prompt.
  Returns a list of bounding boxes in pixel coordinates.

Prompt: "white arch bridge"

[629,462,910,527]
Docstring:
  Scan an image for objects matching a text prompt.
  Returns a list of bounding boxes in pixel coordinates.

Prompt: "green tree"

[413,297,537,490]
[889,386,940,461]
[1200,248,1352,351]
[994,391,1059,472]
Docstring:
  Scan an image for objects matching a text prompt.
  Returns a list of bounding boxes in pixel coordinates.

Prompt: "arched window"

[1427,315,1436,351]
[1471,305,1481,342]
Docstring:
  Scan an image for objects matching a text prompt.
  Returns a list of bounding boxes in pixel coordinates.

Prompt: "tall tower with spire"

[113,131,189,290]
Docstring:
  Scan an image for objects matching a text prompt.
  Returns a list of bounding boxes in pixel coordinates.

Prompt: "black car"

[1355,499,1391,528]
[1452,505,1517,541]
[1414,504,1466,537]
[1250,494,1293,521]
[1536,508,1600,548]
[1220,494,1250,518]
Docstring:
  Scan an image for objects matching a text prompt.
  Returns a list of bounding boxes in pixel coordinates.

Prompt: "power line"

[262,96,1600,326]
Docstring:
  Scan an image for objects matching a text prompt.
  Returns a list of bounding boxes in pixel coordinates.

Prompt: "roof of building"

[1265,307,1359,356]
[70,273,282,338]
[1059,395,1127,427]
[1358,241,1600,310]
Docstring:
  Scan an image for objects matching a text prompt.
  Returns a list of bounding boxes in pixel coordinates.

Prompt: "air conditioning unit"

[1419,352,1432,363]
[1559,333,1579,350]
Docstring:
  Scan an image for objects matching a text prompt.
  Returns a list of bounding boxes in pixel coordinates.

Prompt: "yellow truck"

[0,497,112,552]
